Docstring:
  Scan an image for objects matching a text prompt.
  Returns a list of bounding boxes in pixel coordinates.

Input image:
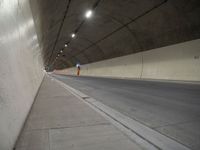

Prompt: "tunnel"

[0,0,200,150]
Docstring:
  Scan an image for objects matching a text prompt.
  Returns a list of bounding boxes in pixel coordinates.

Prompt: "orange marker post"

[77,66,80,76]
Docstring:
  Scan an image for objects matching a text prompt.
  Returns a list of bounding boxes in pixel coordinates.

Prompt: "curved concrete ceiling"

[30,0,200,71]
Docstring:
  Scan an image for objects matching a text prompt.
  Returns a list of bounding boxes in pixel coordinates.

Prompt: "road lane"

[52,74,200,150]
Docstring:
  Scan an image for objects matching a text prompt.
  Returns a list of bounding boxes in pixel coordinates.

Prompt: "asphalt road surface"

[52,74,200,150]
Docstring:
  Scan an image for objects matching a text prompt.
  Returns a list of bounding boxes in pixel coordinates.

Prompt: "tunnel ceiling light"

[71,33,76,38]
[85,10,93,18]
[64,44,68,47]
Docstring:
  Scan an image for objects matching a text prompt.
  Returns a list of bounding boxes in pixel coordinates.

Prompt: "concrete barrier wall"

[55,39,200,81]
[0,0,44,149]
[142,39,200,81]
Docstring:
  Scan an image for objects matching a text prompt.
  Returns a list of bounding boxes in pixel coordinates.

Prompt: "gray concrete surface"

[15,76,144,150]
[53,74,200,150]
[55,39,200,81]
[0,0,44,149]
[30,0,200,70]
[53,77,190,150]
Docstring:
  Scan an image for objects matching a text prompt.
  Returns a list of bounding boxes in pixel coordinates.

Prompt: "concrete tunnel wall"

[55,39,200,81]
[0,0,44,150]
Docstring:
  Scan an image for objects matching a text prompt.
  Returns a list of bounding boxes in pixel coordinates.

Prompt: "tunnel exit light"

[76,63,80,68]
[85,10,93,18]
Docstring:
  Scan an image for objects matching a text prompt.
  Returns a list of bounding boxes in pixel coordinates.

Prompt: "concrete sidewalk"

[15,75,143,150]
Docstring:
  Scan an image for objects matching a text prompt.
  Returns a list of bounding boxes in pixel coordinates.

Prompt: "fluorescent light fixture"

[60,50,63,53]
[85,10,93,18]
[64,44,68,47]
[71,33,76,38]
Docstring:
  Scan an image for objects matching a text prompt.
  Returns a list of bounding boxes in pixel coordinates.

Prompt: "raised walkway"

[15,75,143,150]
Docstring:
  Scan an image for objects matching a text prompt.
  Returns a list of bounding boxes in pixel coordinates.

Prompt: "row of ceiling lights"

[54,9,93,61]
